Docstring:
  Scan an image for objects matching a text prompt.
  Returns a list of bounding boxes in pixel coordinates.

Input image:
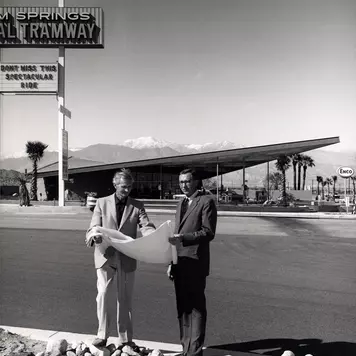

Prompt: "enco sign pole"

[337,166,354,214]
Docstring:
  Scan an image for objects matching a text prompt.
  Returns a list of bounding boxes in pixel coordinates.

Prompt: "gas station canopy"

[38,136,340,179]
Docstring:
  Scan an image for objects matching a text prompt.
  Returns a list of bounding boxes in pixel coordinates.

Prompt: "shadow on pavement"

[207,338,356,355]
[258,217,329,239]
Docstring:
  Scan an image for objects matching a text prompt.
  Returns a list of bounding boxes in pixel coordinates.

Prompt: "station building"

[37,136,339,201]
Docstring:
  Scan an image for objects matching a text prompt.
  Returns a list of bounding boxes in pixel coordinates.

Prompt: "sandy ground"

[0,328,47,356]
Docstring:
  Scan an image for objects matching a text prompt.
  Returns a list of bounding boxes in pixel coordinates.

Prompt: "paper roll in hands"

[87,221,177,265]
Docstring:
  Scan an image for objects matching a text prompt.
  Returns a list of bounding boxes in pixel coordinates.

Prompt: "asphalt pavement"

[1,213,356,355]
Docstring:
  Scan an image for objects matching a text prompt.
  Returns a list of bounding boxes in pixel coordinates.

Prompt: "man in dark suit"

[85,169,155,348]
[168,169,218,356]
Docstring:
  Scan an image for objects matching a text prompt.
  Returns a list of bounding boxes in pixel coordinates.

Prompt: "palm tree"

[321,181,327,200]
[275,155,291,206]
[301,155,315,190]
[26,141,48,201]
[316,176,323,199]
[325,177,333,200]
[332,175,338,199]
[291,154,301,190]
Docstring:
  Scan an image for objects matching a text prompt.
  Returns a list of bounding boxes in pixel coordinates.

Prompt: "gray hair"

[113,168,134,183]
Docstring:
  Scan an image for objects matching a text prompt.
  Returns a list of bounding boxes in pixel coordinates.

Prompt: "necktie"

[180,198,189,221]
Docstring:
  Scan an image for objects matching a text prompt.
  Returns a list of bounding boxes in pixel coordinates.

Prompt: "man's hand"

[167,263,175,281]
[168,234,183,246]
[85,227,103,247]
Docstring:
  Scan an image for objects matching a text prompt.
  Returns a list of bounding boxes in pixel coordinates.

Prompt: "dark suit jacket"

[87,194,155,271]
[174,192,217,276]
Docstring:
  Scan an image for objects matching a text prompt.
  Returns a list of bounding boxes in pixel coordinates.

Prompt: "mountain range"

[1,137,355,188]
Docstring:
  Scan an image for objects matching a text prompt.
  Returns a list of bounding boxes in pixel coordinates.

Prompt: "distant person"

[85,169,155,348]
[19,180,30,207]
[167,169,217,356]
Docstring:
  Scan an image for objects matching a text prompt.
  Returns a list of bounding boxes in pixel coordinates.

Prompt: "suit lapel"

[179,195,200,229]
[119,197,134,230]
[109,193,118,229]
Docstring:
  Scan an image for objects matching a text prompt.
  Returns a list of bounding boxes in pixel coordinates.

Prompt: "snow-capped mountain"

[123,137,172,149]
[0,137,245,172]
[0,150,28,160]
[185,140,242,152]
[120,136,242,153]
[0,137,244,162]
[0,148,58,160]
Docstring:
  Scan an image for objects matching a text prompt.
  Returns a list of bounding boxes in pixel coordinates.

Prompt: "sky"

[1,0,356,158]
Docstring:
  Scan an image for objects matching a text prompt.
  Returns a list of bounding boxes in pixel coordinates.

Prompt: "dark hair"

[113,168,134,183]
[179,168,202,188]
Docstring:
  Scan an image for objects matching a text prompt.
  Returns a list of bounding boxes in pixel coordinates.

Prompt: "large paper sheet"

[91,221,177,264]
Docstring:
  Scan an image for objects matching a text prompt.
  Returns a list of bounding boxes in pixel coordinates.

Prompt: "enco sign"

[337,166,354,178]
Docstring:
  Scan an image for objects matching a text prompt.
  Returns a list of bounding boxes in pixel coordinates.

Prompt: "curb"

[1,204,355,219]
[215,211,356,219]
[0,326,258,356]
[0,325,182,354]
[146,209,356,219]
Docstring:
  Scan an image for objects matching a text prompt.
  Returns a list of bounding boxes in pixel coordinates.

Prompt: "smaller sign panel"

[60,105,71,119]
[337,166,354,179]
[62,129,68,180]
[0,62,58,93]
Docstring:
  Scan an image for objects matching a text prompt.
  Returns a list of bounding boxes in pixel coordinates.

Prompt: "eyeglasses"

[179,180,192,185]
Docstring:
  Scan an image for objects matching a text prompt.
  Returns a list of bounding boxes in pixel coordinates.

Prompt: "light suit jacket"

[87,193,155,271]
[174,192,217,276]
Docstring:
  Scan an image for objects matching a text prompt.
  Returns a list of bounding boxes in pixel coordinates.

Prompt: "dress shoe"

[121,342,140,353]
[92,338,107,347]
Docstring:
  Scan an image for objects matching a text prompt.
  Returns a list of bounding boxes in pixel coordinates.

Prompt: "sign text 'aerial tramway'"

[0,7,104,48]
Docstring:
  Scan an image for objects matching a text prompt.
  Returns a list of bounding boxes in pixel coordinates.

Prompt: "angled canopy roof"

[37,136,340,179]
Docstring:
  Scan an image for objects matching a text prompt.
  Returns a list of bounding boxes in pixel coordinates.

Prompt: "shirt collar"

[115,194,127,205]
[185,190,199,201]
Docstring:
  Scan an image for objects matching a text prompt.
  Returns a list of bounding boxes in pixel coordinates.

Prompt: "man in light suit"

[85,169,155,348]
[168,169,217,356]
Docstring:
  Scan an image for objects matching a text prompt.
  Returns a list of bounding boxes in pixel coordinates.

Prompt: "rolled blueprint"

[93,220,177,264]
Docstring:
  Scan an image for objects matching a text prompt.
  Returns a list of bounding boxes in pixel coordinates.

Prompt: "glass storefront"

[130,171,181,199]
[43,168,184,200]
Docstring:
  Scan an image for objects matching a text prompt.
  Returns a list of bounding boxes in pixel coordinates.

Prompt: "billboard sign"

[0,7,104,48]
[0,62,58,93]
[337,166,354,179]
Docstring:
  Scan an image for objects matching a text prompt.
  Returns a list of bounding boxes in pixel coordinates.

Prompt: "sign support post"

[344,178,348,214]
[337,166,354,215]
[0,48,2,143]
[58,0,65,207]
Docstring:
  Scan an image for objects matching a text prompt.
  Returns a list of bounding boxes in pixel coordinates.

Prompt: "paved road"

[1,213,356,355]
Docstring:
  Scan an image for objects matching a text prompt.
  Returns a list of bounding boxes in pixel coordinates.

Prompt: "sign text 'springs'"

[0,7,104,48]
